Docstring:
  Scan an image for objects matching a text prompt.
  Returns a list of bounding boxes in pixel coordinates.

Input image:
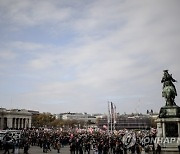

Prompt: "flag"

[108,102,110,123]
[113,104,117,124]
[103,125,107,129]
[111,102,114,117]
[150,127,157,135]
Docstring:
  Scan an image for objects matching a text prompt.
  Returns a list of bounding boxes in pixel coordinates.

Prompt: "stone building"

[98,113,155,130]
[56,112,97,123]
[0,108,32,130]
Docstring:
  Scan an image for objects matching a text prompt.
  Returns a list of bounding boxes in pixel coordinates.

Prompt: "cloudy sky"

[0,0,180,114]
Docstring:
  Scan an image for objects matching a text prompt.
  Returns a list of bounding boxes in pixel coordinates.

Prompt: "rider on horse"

[161,70,177,96]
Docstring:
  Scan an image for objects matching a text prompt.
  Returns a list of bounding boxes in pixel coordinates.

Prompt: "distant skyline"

[0,0,180,114]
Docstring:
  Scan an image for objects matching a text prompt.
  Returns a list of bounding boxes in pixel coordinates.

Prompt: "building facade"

[98,114,154,130]
[56,112,97,123]
[0,108,32,130]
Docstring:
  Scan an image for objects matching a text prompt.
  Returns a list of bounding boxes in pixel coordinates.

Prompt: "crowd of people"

[0,128,159,154]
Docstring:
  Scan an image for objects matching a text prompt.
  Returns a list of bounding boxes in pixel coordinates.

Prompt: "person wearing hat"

[161,70,177,96]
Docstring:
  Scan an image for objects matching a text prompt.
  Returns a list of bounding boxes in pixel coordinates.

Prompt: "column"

[27,119,29,128]
[162,122,166,137]
[23,118,25,128]
[14,118,17,129]
[0,118,2,129]
[16,118,19,129]
[19,118,22,129]
[12,118,15,129]
[29,118,32,128]
[178,122,180,137]
[18,118,21,129]
[25,118,28,129]
[7,118,13,128]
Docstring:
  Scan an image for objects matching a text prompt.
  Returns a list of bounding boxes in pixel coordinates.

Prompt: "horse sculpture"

[161,70,177,107]
[162,85,176,106]
[159,70,179,118]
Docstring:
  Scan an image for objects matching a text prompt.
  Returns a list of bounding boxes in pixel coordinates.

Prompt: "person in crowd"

[56,140,61,153]
[47,139,51,152]
[70,140,76,154]
[42,138,48,153]
[24,141,29,154]
[156,143,161,154]
[135,143,142,154]
[3,134,11,154]
[178,144,180,153]
[98,141,103,154]
[3,141,10,154]
[0,126,158,154]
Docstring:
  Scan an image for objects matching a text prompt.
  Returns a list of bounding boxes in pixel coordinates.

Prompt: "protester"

[0,127,158,154]
[156,143,161,154]
[178,144,180,153]
[56,140,61,153]
[24,141,29,154]
[3,134,11,154]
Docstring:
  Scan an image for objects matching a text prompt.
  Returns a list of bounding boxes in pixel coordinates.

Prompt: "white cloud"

[0,0,71,27]
[0,0,180,113]
[0,50,16,60]
[10,41,45,51]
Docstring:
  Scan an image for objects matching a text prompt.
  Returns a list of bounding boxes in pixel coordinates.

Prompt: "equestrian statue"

[161,70,177,106]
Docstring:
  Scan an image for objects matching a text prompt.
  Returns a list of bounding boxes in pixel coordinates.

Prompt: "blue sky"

[0,0,180,114]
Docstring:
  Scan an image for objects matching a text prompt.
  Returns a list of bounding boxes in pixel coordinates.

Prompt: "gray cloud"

[0,0,180,114]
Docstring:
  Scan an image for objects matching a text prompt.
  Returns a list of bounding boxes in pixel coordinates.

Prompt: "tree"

[32,113,87,129]
[32,112,55,128]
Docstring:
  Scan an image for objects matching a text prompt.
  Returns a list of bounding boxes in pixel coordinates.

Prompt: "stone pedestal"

[156,105,180,150]
[159,105,180,118]
[156,118,180,137]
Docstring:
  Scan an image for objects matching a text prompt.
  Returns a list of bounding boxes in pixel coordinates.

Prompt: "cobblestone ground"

[1,146,180,154]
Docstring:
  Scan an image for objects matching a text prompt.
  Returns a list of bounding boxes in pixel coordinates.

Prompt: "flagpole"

[113,104,116,131]
[111,102,113,134]
[107,101,110,134]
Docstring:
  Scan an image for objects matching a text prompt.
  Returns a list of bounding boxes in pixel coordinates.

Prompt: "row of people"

[1,128,158,154]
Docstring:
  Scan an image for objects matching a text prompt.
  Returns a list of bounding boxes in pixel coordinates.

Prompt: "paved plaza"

[1,146,180,154]
[0,146,70,154]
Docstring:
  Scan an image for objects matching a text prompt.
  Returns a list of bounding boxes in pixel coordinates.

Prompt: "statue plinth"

[159,105,180,118]
[156,105,180,151]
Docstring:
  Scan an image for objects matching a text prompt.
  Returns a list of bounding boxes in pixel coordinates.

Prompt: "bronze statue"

[161,70,177,106]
